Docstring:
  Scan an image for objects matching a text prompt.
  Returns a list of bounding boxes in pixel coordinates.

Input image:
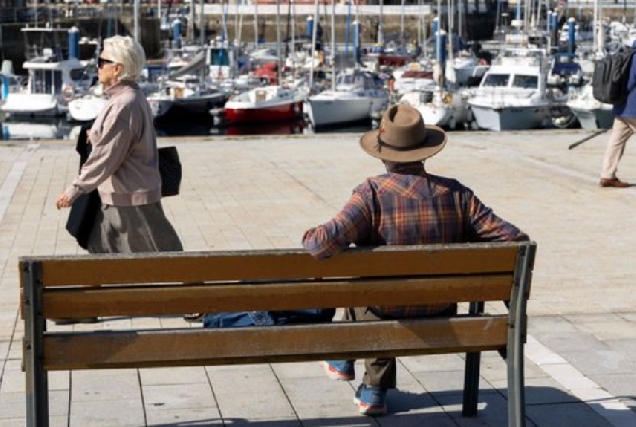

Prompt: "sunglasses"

[97,57,115,69]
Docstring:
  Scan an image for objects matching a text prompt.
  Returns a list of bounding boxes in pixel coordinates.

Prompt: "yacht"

[305,69,389,128]
[467,46,565,131]
[1,28,95,118]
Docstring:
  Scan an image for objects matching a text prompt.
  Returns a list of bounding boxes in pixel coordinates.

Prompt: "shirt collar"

[387,162,426,175]
[104,80,139,97]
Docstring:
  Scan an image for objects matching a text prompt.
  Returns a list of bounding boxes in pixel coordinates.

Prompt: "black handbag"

[158,146,182,197]
[65,125,101,250]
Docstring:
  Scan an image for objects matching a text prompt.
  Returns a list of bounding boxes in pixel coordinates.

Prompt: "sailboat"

[222,0,305,125]
[305,0,389,128]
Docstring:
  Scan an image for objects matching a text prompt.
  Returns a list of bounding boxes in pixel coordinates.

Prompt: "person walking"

[302,104,529,416]
[55,36,183,322]
[599,43,636,188]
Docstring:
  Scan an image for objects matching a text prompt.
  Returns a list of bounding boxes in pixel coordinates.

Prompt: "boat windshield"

[512,75,538,89]
[31,69,63,94]
[482,73,509,87]
[337,74,357,86]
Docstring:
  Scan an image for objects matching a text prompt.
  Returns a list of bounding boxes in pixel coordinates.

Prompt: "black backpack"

[592,48,636,105]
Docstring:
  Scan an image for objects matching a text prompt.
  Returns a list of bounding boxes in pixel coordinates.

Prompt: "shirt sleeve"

[64,105,134,201]
[465,187,529,242]
[302,184,374,259]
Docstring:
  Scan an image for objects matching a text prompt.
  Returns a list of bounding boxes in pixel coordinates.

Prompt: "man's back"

[303,165,527,260]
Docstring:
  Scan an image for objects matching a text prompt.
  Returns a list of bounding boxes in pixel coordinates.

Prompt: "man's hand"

[56,192,72,210]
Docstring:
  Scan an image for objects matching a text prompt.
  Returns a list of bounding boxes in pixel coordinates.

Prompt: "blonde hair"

[103,35,146,81]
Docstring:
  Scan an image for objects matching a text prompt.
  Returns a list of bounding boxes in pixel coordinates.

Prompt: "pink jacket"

[65,81,162,206]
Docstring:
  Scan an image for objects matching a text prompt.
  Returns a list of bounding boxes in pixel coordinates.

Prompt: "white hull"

[418,103,472,129]
[470,105,550,131]
[568,106,614,130]
[67,96,107,122]
[400,89,473,130]
[306,97,380,127]
[147,97,174,118]
[1,93,60,117]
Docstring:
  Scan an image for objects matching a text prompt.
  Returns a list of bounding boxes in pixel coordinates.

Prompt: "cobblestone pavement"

[1,129,635,426]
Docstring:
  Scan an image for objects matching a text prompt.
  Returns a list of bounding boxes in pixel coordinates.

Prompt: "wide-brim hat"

[359,103,447,162]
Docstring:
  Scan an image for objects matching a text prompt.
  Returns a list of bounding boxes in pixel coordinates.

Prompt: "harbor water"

[0,113,377,142]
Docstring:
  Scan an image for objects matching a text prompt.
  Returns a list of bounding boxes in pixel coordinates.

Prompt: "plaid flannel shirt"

[302,164,529,318]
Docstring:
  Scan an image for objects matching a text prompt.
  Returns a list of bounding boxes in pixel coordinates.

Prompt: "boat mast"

[188,0,195,43]
[158,0,162,37]
[400,0,405,46]
[276,0,282,85]
[254,0,258,47]
[134,0,140,42]
[331,0,336,91]
[235,0,239,46]
[308,0,319,92]
[378,0,384,46]
[199,0,206,46]
[291,0,296,74]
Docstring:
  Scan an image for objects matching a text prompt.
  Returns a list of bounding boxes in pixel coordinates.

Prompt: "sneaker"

[323,360,355,381]
[354,384,387,416]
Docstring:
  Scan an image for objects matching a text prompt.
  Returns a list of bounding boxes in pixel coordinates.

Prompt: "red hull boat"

[223,85,305,125]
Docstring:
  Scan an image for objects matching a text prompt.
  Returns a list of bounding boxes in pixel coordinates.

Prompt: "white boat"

[399,87,474,130]
[566,83,614,130]
[391,60,436,95]
[305,69,389,128]
[67,85,108,122]
[467,45,564,131]
[1,28,95,118]
[445,52,489,87]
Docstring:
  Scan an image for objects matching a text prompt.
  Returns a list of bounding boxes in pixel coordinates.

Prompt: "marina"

[3,1,636,141]
[2,3,636,426]
[1,129,636,426]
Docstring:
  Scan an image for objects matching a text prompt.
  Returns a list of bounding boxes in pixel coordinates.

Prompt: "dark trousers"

[343,307,397,389]
[343,304,457,390]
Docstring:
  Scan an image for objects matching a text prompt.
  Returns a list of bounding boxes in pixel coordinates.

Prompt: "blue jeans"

[202,309,335,328]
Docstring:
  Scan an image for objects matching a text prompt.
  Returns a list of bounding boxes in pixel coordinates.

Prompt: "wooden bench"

[20,241,536,427]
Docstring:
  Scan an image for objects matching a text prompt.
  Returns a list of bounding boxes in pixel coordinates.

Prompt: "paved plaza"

[1,128,636,426]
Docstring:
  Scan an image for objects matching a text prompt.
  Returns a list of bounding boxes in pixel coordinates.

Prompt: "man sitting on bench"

[302,104,529,416]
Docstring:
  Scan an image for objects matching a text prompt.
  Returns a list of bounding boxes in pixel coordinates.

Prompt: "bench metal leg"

[507,334,526,427]
[23,261,49,427]
[507,244,535,427]
[462,301,484,417]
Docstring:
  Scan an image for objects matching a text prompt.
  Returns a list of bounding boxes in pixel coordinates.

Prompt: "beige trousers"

[601,117,636,179]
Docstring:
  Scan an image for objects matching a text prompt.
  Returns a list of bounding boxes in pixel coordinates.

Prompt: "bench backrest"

[20,242,536,371]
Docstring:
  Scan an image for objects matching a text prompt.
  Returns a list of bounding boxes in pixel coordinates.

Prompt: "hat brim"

[359,124,447,162]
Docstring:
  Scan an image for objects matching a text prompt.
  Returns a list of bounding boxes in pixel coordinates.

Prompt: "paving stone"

[2,133,636,426]
[70,398,145,427]
[526,401,615,427]
[145,407,221,426]
[142,383,217,410]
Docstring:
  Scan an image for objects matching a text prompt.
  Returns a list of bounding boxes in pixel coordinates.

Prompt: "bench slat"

[42,274,513,318]
[42,317,508,370]
[27,244,520,287]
